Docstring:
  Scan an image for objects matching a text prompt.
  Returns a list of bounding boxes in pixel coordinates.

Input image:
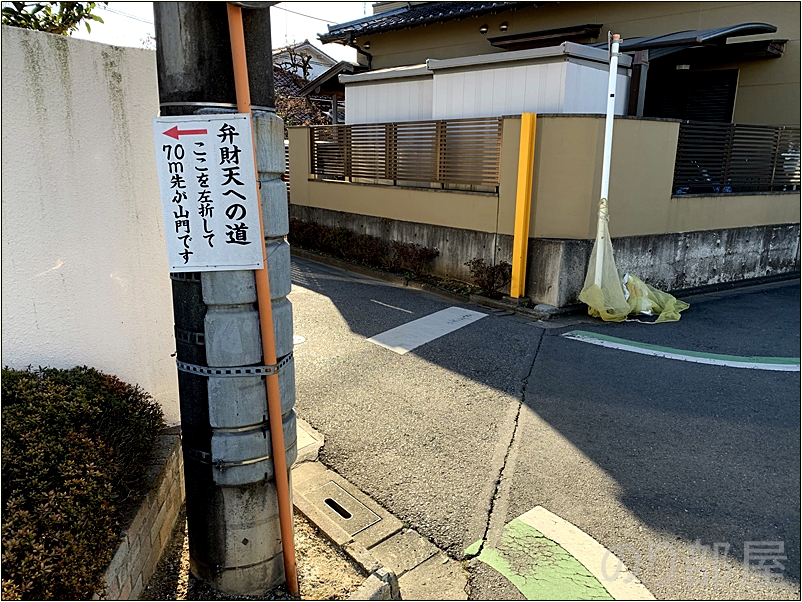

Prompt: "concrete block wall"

[100,432,185,600]
[526,223,802,307]
[289,204,512,285]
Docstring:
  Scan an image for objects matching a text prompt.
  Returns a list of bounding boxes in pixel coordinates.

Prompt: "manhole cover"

[293,335,306,345]
[305,481,381,536]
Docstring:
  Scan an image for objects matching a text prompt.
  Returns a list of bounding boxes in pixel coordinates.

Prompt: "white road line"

[561,331,800,372]
[367,307,486,355]
[518,506,655,600]
[370,299,413,314]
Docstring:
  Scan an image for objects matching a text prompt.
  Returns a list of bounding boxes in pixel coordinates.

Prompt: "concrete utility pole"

[153,2,296,595]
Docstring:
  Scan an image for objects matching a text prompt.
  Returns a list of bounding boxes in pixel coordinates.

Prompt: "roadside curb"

[292,427,468,600]
[290,247,578,321]
[349,568,400,601]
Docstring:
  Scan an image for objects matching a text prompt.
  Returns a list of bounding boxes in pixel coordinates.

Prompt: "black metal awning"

[488,23,603,50]
[592,23,778,58]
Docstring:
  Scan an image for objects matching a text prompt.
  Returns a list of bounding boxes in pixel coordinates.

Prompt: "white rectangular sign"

[153,114,264,272]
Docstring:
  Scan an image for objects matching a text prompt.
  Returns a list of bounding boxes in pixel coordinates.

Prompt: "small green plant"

[1,366,164,600]
[464,257,512,294]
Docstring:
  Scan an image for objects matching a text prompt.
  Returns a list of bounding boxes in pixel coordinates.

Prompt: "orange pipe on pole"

[226,4,299,597]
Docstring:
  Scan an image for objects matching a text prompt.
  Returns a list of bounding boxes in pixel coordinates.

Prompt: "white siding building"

[341,42,631,124]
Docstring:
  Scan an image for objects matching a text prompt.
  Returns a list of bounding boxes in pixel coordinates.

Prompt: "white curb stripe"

[367,307,486,355]
[561,333,800,372]
[518,506,655,600]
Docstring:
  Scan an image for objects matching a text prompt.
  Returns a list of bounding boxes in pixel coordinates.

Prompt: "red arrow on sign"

[162,125,208,140]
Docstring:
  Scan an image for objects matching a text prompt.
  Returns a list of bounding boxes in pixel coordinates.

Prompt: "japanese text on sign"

[153,114,263,272]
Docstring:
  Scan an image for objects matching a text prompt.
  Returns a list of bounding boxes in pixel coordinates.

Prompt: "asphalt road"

[289,256,800,600]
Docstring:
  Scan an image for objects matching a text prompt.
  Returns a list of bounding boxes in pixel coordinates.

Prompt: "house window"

[644,69,739,123]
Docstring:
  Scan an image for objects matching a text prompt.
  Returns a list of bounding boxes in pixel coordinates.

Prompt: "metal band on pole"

[175,353,293,377]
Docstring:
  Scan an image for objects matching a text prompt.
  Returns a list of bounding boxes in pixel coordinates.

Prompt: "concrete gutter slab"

[296,417,324,464]
[369,530,439,577]
[397,552,469,600]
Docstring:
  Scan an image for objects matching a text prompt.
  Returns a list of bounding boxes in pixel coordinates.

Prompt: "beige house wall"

[345,1,800,125]
[290,115,799,241]
[527,115,799,239]
[668,194,801,232]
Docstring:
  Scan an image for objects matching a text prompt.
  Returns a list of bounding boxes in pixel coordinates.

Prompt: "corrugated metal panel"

[345,79,433,124]
[310,117,503,187]
[435,65,562,119]
[673,122,801,194]
[560,62,629,115]
[431,60,627,119]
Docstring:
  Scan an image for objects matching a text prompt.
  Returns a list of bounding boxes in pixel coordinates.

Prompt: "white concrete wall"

[345,78,433,124]
[1,26,179,423]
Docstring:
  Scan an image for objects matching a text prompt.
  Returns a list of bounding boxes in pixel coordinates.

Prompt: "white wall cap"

[340,63,431,84]
[426,42,633,71]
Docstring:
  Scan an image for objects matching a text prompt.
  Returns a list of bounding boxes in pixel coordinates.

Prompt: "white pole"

[594,33,622,287]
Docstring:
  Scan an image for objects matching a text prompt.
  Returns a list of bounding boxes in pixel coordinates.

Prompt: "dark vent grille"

[645,69,737,123]
[673,122,801,194]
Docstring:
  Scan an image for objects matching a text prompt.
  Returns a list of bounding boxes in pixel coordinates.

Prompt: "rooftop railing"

[310,117,503,189]
[673,122,801,195]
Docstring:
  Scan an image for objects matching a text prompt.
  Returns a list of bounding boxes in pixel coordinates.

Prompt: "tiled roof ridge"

[319,1,530,43]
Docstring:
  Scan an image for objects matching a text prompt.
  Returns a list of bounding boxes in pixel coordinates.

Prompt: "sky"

[71,1,369,62]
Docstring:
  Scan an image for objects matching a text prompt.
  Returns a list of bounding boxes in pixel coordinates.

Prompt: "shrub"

[465,257,512,294]
[349,233,390,267]
[289,219,438,277]
[288,218,324,250]
[1,366,164,600]
[390,241,439,277]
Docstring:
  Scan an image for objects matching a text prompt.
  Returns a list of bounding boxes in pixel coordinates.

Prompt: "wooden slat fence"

[673,122,801,194]
[310,117,503,188]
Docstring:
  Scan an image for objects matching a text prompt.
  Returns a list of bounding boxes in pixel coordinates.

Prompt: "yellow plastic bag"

[579,200,689,323]
[623,273,689,323]
[578,206,629,322]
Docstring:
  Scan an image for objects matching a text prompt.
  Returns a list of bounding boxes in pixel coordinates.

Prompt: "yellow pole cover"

[510,113,536,298]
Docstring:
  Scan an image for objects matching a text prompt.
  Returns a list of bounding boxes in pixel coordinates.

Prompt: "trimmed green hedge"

[1,367,164,600]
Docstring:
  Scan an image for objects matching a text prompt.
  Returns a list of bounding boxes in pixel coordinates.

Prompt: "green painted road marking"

[562,330,800,372]
[468,519,613,600]
[464,540,482,557]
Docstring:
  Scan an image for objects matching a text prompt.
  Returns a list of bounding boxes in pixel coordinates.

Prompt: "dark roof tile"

[319,1,531,43]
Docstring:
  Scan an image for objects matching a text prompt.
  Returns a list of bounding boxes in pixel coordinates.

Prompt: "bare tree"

[276,45,314,80]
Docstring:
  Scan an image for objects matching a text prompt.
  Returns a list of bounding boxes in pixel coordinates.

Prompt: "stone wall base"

[290,205,800,307]
[98,429,185,600]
